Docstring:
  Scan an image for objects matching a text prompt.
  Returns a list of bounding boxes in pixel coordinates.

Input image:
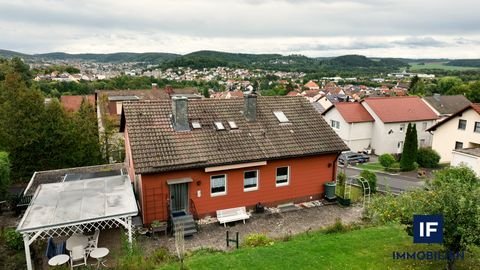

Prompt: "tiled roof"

[60,95,95,111]
[334,103,374,123]
[122,96,348,174]
[423,95,471,115]
[427,103,480,131]
[304,80,319,88]
[363,96,438,123]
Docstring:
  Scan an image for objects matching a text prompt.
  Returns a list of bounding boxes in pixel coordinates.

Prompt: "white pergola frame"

[20,215,134,270]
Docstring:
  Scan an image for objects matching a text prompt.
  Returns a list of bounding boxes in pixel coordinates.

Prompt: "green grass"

[409,62,479,71]
[159,226,480,270]
[357,162,386,172]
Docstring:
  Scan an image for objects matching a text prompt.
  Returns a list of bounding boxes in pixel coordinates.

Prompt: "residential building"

[451,148,480,176]
[121,94,347,225]
[304,80,320,90]
[60,95,95,112]
[322,103,374,152]
[422,94,471,120]
[362,97,438,154]
[427,103,480,163]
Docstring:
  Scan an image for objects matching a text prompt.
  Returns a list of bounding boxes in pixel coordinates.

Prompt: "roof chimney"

[244,89,257,122]
[172,96,190,131]
[165,85,174,95]
[152,83,158,90]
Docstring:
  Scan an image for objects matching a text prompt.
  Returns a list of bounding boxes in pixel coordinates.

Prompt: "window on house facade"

[211,174,227,196]
[474,122,480,133]
[244,170,258,191]
[455,141,464,150]
[330,120,340,129]
[458,119,467,130]
[399,123,405,132]
[420,139,426,147]
[276,167,289,186]
[397,141,404,149]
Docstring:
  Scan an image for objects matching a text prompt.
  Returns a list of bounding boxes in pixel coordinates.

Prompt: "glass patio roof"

[17,175,138,232]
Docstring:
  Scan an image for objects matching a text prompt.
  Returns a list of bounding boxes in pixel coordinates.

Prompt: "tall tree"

[400,123,418,171]
[0,152,10,200]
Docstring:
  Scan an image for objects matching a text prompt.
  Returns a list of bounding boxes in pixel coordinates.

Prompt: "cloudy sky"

[1,0,479,58]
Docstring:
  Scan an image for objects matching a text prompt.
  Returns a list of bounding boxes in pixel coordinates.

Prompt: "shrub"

[360,170,377,193]
[0,152,10,201]
[379,153,396,168]
[386,162,400,173]
[417,147,440,168]
[148,247,175,266]
[3,229,23,251]
[324,218,348,234]
[336,172,346,198]
[243,233,274,247]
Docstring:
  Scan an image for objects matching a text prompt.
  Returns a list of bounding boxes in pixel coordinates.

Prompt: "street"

[341,166,425,194]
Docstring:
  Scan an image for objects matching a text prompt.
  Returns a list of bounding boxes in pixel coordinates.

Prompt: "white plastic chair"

[70,245,87,269]
[86,230,100,256]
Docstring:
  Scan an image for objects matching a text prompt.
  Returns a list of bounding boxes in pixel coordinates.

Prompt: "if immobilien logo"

[413,215,443,244]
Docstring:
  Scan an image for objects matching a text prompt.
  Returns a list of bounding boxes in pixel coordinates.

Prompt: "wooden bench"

[216,207,250,227]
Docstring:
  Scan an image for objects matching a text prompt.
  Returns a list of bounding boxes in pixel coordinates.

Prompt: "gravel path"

[142,204,363,253]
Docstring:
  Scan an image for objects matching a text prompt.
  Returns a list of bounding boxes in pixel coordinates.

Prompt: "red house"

[121,93,347,229]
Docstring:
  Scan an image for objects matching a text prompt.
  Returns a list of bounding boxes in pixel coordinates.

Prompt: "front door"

[169,183,189,215]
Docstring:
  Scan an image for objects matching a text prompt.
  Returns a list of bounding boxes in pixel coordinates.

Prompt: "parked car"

[338,151,370,165]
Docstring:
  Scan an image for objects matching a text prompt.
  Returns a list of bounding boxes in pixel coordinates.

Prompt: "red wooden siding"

[140,153,338,225]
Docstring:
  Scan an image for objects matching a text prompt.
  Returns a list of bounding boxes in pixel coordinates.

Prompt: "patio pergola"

[16,175,138,270]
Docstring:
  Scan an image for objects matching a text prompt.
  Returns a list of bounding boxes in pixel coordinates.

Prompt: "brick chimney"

[165,85,174,95]
[244,90,257,122]
[172,96,190,131]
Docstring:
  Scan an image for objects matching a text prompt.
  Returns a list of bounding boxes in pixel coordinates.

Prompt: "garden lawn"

[356,162,385,172]
[159,226,480,270]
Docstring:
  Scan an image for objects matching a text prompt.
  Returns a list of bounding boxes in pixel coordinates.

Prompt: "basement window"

[214,121,225,130]
[191,120,201,129]
[228,121,238,129]
[273,111,289,123]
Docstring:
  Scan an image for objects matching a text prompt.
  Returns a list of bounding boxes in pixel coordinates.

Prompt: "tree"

[0,152,10,201]
[202,88,210,98]
[400,123,418,171]
[437,77,463,94]
[367,166,480,270]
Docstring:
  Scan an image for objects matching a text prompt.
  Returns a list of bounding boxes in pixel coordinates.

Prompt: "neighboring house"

[304,80,320,90]
[121,94,348,225]
[451,148,480,176]
[427,103,480,163]
[422,94,471,121]
[322,103,375,152]
[362,96,438,154]
[60,95,95,112]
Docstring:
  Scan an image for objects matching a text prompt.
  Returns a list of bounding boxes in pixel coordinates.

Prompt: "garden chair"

[70,245,87,269]
[85,229,100,256]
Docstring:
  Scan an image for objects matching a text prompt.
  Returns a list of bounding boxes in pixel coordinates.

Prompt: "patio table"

[48,254,70,266]
[66,234,89,251]
[90,247,109,269]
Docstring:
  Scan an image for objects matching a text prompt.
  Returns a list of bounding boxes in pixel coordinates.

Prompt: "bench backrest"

[217,207,247,218]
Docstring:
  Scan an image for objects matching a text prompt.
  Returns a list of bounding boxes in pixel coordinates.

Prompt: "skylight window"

[228,121,238,129]
[273,111,289,123]
[191,121,201,129]
[214,121,225,130]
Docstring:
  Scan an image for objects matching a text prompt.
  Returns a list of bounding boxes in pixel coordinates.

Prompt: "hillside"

[446,59,480,68]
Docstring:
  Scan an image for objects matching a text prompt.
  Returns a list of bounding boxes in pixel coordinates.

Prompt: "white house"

[322,103,374,152]
[427,104,480,163]
[362,97,438,154]
[451,148,480,176]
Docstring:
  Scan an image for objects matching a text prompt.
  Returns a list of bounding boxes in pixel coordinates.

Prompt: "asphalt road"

[341,166,425,194]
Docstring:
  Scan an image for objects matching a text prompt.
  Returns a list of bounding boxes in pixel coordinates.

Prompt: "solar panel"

[273,111,289,123]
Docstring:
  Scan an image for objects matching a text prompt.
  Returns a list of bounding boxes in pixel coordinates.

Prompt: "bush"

[324,218,348,234]
[243,233,274,247]
[148,247,175,266]
[417,148,440,168]
[3,229,23,251]
[0,152,10,201]
[360,170,377,193]
[336,172,346,198]
[379,154,396,168]
[386,162,400,173]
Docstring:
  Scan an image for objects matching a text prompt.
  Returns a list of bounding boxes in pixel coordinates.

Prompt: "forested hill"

[446,59,480,68]
[0,49,408,73]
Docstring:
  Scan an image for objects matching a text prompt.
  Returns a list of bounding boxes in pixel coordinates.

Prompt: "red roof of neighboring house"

[334,102,374,123]
[287,91,300,96]
[304,80,319,89]
[60,95,95,112]
[363,96,438,123]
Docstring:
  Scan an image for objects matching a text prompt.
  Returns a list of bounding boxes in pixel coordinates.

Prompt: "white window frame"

[210,174,227,196]
[243,170,259,192]
[276,166,290,187]
[330,120,340,129]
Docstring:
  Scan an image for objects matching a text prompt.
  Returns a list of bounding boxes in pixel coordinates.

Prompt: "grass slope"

[160,226,479,270]
[409,62,479,71]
